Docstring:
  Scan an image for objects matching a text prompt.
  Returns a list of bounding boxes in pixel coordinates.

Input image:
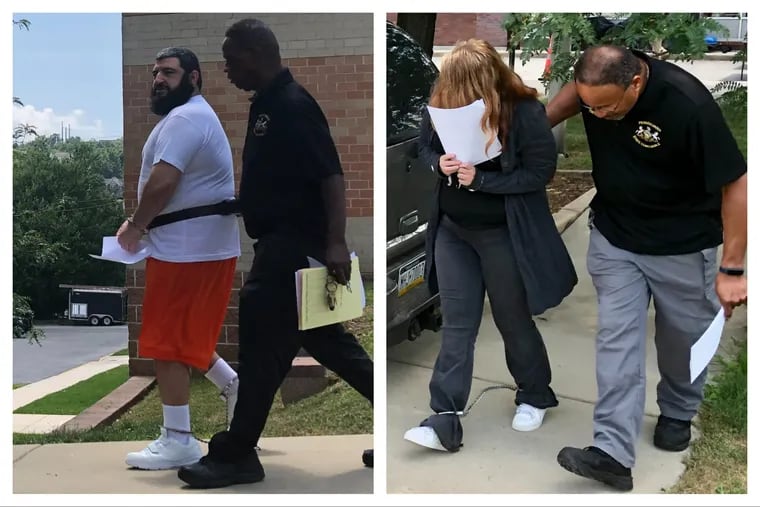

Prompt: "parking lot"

[13,324,127,384]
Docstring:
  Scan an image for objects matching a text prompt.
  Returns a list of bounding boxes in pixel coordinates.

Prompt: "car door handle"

[399,211,419,235]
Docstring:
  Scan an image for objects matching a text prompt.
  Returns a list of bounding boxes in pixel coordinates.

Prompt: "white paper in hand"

[689,309,726,383]
[427,99,502,165]
[89,236,152,264]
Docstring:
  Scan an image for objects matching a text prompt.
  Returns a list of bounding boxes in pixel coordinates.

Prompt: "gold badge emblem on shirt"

[633,121,662,148]
[253,114,270,136]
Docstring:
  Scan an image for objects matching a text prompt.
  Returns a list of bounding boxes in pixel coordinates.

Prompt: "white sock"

[205,357,238,391]
[163,404,191,444]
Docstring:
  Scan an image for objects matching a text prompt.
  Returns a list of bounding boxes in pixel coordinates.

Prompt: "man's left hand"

[715,272,747,319]
[326,240,351,285]
[116,219,143,253]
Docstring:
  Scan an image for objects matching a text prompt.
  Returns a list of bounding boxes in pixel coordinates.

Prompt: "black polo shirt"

[582,51,746,255]
[239,68,342,248]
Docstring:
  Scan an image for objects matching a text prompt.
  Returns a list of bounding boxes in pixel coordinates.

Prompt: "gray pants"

[429,216,558,415]
[588,226,720,468]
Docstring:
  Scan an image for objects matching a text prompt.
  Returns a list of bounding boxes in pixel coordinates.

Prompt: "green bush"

[13,293,44,345]
[714,85,748,120]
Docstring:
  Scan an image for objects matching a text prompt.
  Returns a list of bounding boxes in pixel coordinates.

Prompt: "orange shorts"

[138,257,237,370]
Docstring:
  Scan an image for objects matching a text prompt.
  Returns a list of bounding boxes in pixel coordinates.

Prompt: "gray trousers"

[429,216,558,416]
[588,225,720,468]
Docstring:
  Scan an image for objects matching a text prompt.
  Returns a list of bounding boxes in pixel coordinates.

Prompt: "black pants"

[207,234,374,461]
[421,216,557,449]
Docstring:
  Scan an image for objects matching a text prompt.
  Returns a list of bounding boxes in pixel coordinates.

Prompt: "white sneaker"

[403,426,447,451]
[511,404,546,432]
[220,376,239,429]
[125,428,202,470]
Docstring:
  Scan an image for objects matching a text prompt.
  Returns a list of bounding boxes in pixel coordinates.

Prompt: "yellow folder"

[296,256,364,331]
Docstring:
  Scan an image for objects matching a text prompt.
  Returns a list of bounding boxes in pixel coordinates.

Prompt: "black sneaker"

[557,446,633,491]
[362,449,373,468]
[178,453,265,489]
[654,415,691,451]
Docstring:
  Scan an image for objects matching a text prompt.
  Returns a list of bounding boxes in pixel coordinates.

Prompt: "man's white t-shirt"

[138,95,240,262]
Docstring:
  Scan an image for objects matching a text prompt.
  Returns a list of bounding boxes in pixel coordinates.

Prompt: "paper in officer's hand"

[427,99,502,165]
[689,309,726,383]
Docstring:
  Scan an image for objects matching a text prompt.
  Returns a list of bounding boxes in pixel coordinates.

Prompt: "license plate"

[398,257,425,296]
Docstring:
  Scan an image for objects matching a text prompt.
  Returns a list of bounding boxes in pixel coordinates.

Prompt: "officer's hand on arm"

[545,82,582,128]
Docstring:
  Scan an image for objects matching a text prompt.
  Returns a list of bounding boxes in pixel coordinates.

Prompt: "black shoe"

[557,446,633,491]
[654,415,691,451]
[178,454,265,489]
[362,449,373,468]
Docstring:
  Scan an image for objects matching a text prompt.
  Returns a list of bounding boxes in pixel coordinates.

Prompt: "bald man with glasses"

[545,44,747,491]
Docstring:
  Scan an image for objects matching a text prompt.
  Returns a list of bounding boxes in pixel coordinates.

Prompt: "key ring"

[325,275,338,310]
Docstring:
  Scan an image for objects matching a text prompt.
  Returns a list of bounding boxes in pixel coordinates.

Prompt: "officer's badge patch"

[633,121,662,148]
[253,114,270,136]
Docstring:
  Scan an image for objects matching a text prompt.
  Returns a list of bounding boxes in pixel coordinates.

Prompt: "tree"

[504,13,728,88]
[396,13,437,58]
[13,123,38,146]
[503,13,728,153]
[14,18,31,30]
[13,142,126,318]
[13,18,36,145]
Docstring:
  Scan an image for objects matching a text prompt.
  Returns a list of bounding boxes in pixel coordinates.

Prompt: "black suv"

[386,21,442,347]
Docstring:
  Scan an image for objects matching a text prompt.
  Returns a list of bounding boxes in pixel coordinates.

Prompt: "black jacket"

[419,98,577,315]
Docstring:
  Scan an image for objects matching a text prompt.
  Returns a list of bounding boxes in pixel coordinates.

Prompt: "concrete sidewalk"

[13,434,373,493]
[13,354,129,433]
[387,202,746,493]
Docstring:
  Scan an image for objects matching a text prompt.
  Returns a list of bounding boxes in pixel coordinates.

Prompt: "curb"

[61,376,155,432]
[552,187,596,234]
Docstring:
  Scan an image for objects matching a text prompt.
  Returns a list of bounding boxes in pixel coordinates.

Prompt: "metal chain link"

[436,384,514,417]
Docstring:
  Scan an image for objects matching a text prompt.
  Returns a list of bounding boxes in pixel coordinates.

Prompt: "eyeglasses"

[581,83,631,115]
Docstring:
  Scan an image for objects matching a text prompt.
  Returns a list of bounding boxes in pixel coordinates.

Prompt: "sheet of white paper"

[427,99,502,165]
[89,236,152,264]
[689,310,726,383]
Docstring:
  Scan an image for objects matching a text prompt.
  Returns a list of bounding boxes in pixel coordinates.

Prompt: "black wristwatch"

[718,266,745,276]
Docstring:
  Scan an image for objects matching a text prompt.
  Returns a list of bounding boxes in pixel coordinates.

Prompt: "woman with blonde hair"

[404,39,577,452]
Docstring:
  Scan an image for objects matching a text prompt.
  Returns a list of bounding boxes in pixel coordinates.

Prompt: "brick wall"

[387,13,508,47]
[122,13,373,375]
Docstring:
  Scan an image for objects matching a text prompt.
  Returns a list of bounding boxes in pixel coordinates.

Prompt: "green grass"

[556,115,592,172]
[14,365,129,415]
[111,348,129,356]
[13,384,26,389]
[13,281,374,445]
[670,339,747,493]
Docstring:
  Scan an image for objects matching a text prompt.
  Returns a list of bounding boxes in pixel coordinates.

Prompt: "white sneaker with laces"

[220,376,239,429]
[125,428,202,470]
[511,403,546,432]
[403,426,447,451]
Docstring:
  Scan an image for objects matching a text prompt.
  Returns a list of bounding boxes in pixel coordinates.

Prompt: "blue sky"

[13,13,123,140]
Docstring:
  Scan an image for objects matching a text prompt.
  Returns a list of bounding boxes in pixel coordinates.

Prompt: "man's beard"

[150,74,195,116]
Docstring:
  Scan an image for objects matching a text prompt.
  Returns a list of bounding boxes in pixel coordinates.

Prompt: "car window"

[387,23,439,147]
